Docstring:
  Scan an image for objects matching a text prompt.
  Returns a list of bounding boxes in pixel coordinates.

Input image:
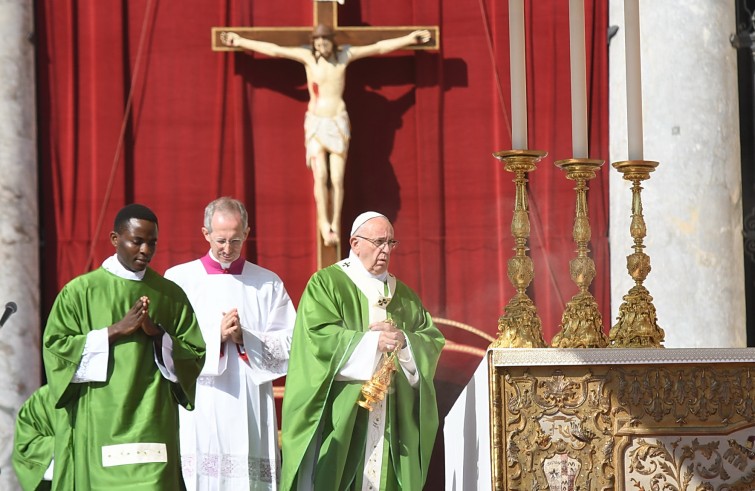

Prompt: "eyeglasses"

[355,235,399,249]
[210,237,245,248]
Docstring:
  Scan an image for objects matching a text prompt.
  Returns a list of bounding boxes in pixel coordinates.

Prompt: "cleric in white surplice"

[165,197,296,491]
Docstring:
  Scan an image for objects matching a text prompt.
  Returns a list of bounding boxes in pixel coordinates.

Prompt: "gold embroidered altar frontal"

[488,348,755,490]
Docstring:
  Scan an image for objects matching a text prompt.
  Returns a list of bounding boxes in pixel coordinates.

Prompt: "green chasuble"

[12,385,61,491]
[280,264,445,491]
[42,267,206,491]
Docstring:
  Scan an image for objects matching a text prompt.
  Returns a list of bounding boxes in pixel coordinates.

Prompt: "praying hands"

[220,308,244,344]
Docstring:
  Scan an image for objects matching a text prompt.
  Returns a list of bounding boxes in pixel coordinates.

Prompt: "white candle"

[509,0,527,149]
[569,0,588,158]
[624,0,643,160]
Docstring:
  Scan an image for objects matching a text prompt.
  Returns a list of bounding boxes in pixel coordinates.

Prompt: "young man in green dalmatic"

[42,204,206,490]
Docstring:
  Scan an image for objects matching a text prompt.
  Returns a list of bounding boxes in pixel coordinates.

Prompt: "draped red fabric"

[35,0,608,484]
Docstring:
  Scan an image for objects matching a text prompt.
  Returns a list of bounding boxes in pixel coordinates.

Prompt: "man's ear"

[109,231,119,247]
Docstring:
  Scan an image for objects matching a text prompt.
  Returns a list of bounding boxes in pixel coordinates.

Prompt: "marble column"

[0,0,40,488]
[609,1,745,347]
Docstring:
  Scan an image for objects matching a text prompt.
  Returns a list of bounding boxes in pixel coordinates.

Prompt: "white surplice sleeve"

[153,332,178,382]
[336,333,419,387]
[336,331,382,381]
[241,279,296,385]
[72,328,109,383]
[73,328,179,383]
[243,329,292,385]
[397,338,419,388]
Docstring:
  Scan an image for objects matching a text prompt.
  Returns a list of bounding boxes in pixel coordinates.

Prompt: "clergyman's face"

[313,36,334,59]
[202,210,250,264]
[110,218,158,272]
[350,217,395,276]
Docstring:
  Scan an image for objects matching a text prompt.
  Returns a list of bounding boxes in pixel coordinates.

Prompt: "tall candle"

[569,0,588,158]
[509,0,527,149]
[624,0,643,160]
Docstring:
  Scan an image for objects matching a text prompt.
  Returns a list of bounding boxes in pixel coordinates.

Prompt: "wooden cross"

[211,1,439,269]
[211,1,439,52]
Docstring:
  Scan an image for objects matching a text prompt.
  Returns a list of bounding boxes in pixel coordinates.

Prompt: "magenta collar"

[200,253,245,275]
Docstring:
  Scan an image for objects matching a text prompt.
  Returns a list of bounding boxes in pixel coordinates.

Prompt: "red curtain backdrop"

[35,0,608,482]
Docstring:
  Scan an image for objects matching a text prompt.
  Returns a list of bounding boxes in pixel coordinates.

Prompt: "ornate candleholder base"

[491,150,548,349]
[609,160,665,348]
[551,159,608,348]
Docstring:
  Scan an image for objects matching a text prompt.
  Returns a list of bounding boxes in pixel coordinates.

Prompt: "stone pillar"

[0,1,40,488]
[609,1,745,347]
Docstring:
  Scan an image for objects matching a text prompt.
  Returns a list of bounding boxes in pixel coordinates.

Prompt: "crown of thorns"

[311,24,335,39]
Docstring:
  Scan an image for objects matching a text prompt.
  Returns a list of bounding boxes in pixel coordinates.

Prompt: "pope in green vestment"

[280,212,444,491]
[42,205,206,491]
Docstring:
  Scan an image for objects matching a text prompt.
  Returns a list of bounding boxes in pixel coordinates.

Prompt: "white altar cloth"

[443,357,491,491]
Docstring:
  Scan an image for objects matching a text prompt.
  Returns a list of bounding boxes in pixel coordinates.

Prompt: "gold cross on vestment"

[376,296,391,308]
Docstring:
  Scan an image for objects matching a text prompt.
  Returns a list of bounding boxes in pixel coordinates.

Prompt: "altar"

[445,348,755,490]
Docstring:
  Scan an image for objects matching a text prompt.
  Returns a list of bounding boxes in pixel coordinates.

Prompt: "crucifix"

[212,0,439,269]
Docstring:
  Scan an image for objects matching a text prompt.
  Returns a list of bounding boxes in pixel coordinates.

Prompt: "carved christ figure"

[221,25,430,247]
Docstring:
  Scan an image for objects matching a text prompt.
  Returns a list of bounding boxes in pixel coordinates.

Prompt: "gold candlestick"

[609,160,665,348]
[551,158,608,348]
[491,150,548,349]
